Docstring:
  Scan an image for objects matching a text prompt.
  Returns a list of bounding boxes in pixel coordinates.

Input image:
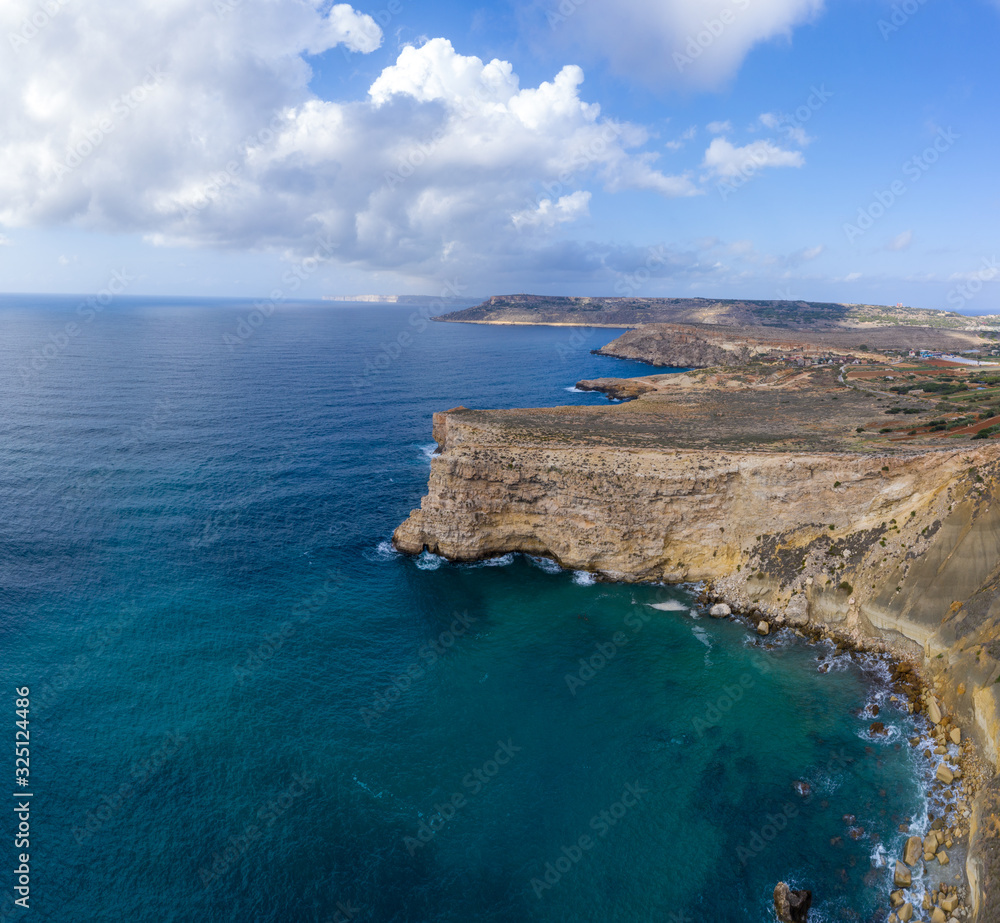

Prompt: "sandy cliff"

[395,381,1000,919]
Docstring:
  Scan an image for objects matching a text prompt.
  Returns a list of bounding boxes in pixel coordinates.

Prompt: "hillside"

[438,294,1000,332]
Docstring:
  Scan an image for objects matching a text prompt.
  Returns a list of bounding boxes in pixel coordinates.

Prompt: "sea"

[0,296,933,922]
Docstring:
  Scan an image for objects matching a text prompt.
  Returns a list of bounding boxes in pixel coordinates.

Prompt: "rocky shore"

[394,371,1000,921]
[701,588,989,922]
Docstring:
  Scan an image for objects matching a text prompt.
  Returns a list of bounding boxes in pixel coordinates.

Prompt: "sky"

[1,0,998,310]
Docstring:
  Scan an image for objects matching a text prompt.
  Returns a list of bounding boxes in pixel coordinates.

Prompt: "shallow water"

[0,297,928,921]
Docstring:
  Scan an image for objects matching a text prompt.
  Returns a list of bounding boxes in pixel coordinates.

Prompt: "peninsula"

[399,295,1000,922]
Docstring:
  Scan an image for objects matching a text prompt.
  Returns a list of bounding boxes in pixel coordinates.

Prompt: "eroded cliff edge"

[395,367,1000,919]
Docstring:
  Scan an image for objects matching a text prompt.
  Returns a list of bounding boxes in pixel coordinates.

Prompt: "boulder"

[927,696,943,725]
[893,861,912,888]
[903,835,922,867]
[757,620,770,636]
[936,849,949,865]
[949,727,961,745]
[774,882,812,923]
[931,908,946,923]
[940,895,958,913]
[898,902,913,922]
[936,764,954,785]
[709,603,731,618]
[783,594,810,628]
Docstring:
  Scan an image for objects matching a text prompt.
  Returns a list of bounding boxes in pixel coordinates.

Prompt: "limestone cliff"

[395,374,1000,919]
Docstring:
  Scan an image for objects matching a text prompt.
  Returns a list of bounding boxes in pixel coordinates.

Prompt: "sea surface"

[0,296,931,922]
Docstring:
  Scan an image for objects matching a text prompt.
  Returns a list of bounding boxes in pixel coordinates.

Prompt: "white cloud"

[665,125,697,150]
[844,272,862,282]
[701,137,804,179]
[0,10,699,281]
[0,235,11,246]
[545,0,825,90]
[758,112,811,146]
[885,230,913,251]
[706,120,732,134]
[511,191,591,229]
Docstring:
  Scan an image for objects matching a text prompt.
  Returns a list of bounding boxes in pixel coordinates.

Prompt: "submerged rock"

[774,882,812,923]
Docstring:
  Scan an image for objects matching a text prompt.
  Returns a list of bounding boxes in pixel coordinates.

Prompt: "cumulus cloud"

[511,191,591,229]
[0,7,700,281]
[701,137,804,179]
[543,0,825,90]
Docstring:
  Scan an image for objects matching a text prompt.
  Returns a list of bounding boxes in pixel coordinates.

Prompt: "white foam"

[419,443,439,461]
[473,553,514,568]
[564,386,585,393]
[572,571,597,586]
[647,600,688,611]
[528,555,564,574]
[375,539,401,560]
[691,625,712,649]
[415,551,445,570]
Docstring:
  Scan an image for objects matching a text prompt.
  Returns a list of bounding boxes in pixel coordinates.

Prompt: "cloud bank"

[1,2,699,281]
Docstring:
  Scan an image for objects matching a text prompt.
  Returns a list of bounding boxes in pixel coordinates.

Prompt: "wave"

[528,555,564,574]
[419,443,439,461]
[415,551,445,570]
[564,386,585,393]
[468,553,515,568]
[572,571,597,586]
[375,539,401,560]
[647,600,688,612]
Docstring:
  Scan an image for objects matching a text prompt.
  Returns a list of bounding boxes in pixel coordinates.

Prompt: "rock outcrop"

[774,882,812,923]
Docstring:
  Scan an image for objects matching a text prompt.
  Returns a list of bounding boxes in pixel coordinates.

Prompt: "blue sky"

[1,0,998,311]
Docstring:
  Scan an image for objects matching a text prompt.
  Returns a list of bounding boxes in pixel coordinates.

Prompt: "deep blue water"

[0,296,928,922]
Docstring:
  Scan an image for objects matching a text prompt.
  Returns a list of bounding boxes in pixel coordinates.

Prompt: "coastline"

[696,580,987,921]
[394,398,1000,921]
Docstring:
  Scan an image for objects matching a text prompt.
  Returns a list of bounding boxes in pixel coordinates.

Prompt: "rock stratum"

[395,366,1000,920]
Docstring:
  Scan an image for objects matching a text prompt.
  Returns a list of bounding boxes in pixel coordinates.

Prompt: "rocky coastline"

[394,381,1000,921]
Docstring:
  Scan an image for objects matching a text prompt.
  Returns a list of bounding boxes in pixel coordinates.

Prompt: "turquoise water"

[0,297,925,922]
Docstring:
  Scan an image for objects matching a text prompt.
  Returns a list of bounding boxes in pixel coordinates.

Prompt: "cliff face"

[396,402,1000,918]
